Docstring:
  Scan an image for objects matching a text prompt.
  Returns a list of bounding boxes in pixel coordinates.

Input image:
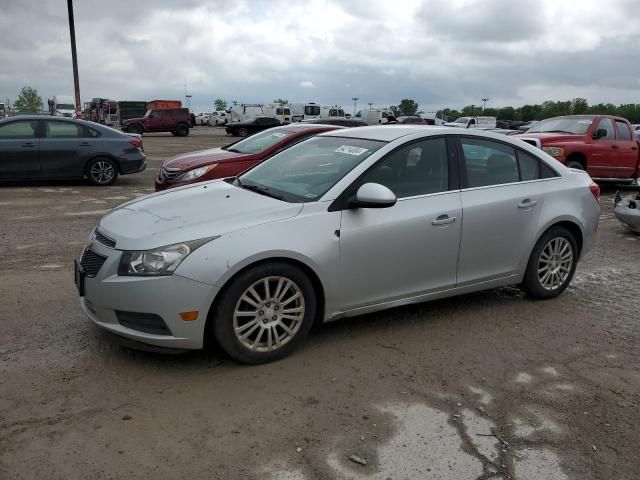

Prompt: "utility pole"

[352,97,359,116]
[184,79,192,110]
[481,98,489,112]
[67,0,81,117]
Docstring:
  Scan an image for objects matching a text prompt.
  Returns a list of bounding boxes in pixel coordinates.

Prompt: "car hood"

[162,147,248,170]
[516,132,585,143]
[98,180,303,250]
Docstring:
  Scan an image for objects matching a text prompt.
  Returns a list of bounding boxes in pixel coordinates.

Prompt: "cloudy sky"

[1,0,639,114]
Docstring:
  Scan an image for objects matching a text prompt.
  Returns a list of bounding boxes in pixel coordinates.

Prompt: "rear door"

[40,120,95,178]
[0,119,41,179]
[613,120,639,178]
[456,137,548,285]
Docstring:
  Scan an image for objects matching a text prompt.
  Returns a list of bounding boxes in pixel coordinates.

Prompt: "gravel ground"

[1,127,639,480]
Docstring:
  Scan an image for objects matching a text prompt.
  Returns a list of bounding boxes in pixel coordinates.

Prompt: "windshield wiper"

[539,130,575,134]
[238,182,285,200]
[227,147,242,153]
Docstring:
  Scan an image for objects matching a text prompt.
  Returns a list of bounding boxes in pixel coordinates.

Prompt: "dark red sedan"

[155,124,342,191]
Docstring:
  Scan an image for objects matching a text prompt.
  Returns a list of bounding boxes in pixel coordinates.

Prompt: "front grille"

[158,166,182,184]
[93,229,116,248]
[115,311,172,335]
[80,249,107,277]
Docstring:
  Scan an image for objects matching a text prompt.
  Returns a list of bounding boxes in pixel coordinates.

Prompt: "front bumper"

[78,241,219,350]
[613,191,640,233]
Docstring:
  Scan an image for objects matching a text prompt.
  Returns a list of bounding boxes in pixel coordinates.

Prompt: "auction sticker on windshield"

[335,145,369,156]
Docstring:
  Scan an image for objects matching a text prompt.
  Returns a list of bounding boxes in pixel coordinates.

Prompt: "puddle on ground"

[266,383,569,479]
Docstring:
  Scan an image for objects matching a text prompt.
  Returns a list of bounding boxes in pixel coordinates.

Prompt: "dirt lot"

[1,127,639,480]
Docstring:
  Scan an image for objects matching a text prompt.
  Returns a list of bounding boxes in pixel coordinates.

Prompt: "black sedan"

[0,116,146,185]
[225,116,283,137]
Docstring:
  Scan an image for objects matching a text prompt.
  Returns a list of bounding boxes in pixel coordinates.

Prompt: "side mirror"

[348,183,397,209]
[148,114,155,119]
[593,128,607,139]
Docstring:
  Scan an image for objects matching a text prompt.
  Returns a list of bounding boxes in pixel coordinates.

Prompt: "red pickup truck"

[520,115,639,182]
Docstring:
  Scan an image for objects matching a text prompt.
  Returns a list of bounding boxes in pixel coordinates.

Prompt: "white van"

[420,111,448,126]
[228,104,264,123]
[357,108,396,125]
[290,102,321,122]
[320,105,345,119]
[263,104,292,123]
[444,116,497,129]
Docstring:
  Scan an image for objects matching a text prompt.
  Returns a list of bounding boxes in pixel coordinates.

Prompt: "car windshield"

[527,117,593,134]
[226,128,294,154]
[237,136,386,202]
[57,104,75,110]
[454,117,470,124]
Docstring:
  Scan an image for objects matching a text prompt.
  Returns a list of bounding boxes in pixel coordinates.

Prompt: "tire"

[238,127,249,137]
[520,226,578,299]
[174,123,189,137]
[126,124,143,135]
[86,157,118,186]
[566,160,584,170]
[213,262,317,364]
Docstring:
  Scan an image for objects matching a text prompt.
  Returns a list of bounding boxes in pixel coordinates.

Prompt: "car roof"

[317,125,456,141]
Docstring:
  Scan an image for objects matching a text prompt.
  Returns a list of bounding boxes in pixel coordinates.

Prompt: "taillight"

[589,181,600,201]
[130,139,143,149]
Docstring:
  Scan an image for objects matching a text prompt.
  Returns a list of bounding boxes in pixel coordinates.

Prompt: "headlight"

[173,164,217,183]
[118,237,218,276]
[542,146,564,157]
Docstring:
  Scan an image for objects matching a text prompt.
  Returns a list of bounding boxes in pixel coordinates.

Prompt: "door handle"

[611,145,619,149]
[79,142,93,146]
[22,142,36,147]
[518,199,538,209]
[432,214,456,226]
[631,146,638,151]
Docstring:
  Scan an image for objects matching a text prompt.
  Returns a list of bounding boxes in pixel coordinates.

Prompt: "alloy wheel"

[90,161,115,184]
[233,276,305,352]
[537,237,573,291]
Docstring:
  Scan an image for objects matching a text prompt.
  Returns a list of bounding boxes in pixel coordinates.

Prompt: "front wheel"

[520,226,578,299]
[238,127,249,137]
[86,157,118,186]
[566,160,584,170]
[126,124,143,135]
[213,262,317,364]
[175,123,189,137]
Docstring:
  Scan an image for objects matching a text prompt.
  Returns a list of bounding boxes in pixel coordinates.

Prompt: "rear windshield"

[56,104,75,110]
[226,128,294,154]
[305,105,321,116]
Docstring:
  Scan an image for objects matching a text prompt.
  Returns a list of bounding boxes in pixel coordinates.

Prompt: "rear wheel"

[175,123,189,137]
[521,226,578,299]
[213,262,316,364]
[126,124,143,135]
[86,157,118,186]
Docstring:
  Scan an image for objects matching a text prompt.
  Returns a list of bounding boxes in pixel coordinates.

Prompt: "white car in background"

[208,111,228,126]
[195,113,211,126]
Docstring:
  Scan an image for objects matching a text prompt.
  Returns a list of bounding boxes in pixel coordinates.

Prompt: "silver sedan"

[76,126,600,363]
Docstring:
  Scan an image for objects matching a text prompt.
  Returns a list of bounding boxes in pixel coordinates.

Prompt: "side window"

[46,121,83,138]
[615,120,632,140]
[357,138,449,198]
[597,118,615,139]
[276,108,283,115]
[518,151,540,181]
[0,121,38,139]
[461,138,518,187]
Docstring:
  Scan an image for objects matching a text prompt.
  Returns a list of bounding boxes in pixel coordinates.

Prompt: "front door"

[456,137,546,285]
[39,120,95,178]
[0,119,41,179]
[613,119,639,179]
[338,137,462,310]
[589,117,620,178]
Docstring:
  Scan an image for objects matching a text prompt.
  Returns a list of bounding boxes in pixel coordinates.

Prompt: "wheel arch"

[565,151,587,169]
[528,217,585,264]
[203,256,326,349]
